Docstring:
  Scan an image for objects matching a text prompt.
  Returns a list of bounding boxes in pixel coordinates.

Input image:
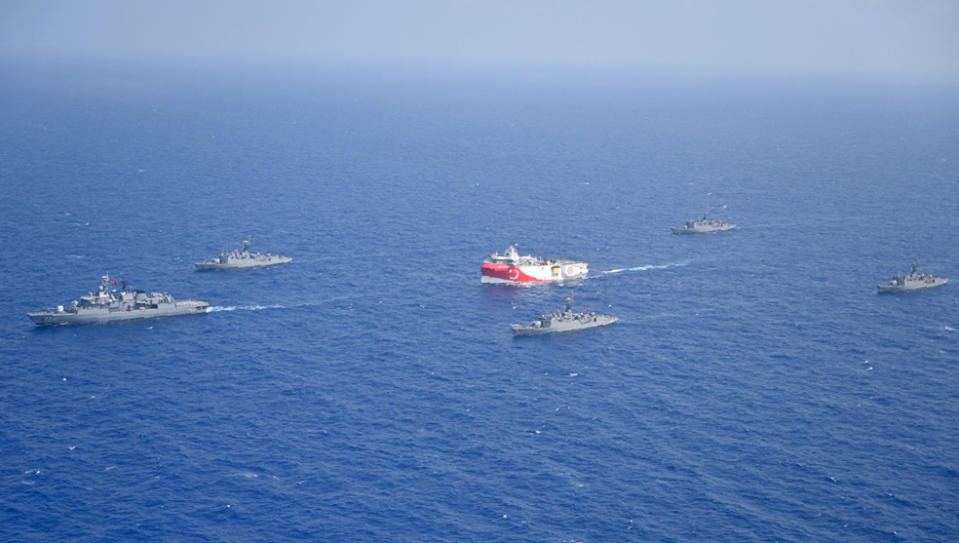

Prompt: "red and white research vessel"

[481,243,588,284]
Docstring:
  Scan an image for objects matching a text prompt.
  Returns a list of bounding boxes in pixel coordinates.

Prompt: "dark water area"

[1,61,957,541]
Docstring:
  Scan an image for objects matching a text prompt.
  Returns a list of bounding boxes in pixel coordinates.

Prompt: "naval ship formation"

[25,211,951,328]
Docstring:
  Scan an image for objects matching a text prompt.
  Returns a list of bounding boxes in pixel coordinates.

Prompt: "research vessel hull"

[481,243,587,284]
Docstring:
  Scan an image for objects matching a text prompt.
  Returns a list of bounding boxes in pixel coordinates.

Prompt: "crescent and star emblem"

[508,268,520,281]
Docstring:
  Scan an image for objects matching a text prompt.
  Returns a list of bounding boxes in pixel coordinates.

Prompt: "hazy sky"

[1,0,957,83]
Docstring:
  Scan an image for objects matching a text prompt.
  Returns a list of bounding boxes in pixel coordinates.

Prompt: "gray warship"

[512,294,618,336]
[672,212,736,234]
[28,274,209,325]
[195,239,292,270]
[877,260,949,293]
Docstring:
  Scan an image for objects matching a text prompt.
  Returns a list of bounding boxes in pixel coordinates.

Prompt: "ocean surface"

[1,61,957,542]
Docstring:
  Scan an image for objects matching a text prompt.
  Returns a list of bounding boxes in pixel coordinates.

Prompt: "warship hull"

[512,315,617,336]
[195,256,292,270]
[672,224,737,234]
[28,301,209,325]
[877,277,948,293]
[481,260,588,284]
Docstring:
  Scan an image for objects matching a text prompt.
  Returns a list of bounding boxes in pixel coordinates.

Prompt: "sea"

[1,60,957,542]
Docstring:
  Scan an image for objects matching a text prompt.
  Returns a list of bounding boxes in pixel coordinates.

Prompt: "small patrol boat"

[195,239,292,270]
[481,243,588,284]
[28,274,209,325]
[512,293,617,336]
[877,260,949,293]
[672,212,736,234]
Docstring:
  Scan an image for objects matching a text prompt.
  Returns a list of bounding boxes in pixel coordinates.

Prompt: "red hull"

[480,262,542,283]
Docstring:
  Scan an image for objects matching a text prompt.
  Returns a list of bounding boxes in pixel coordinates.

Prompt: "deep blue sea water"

[1,61,957,542]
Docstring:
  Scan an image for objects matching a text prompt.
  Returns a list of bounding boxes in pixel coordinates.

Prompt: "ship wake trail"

[600,259,692,275]
[207,304,285,313]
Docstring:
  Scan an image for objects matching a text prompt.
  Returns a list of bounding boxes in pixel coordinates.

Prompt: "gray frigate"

[877,260,949,293]
[28,274,209,325]
[512,294,618,336]
[672,212,736,234]
[195,239,292,270]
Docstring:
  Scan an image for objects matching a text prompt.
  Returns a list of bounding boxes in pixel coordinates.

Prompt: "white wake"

[600,259,692,275]
[207,304,285,313]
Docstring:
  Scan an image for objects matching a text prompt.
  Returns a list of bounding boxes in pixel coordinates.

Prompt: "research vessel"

[481,243,588,284]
